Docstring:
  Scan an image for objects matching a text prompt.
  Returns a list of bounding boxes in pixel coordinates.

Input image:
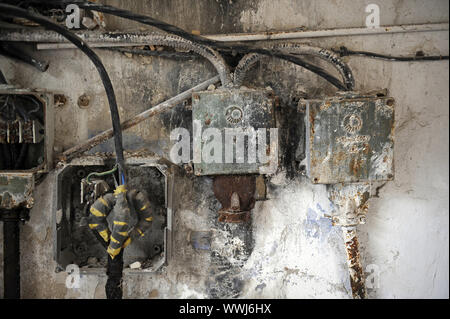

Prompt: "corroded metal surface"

[54,154,175,273]
[0,24,447,43]
[328,182,370,226]
[213,175,255,223]
[0,120,44,144]
[0,88,54,173]
[0,88,54,210]
[343,227,367,299]
[328,182,370,299]
[218,211,251,223]
[192,88,276,176]
[303,93,395,184]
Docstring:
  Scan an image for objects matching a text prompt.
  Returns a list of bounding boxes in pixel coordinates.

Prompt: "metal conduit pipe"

[342,226,367,299]
[233,53,263,88]
[233,43,354,89]
[135,34,232,87]
[204,23,449,41]
[0,23,447,43]
[0,30,231,87]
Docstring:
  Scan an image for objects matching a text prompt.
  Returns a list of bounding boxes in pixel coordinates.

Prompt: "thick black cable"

[33,0,349,90]
[14,144,28,169]
[334,46,449,62]
[0,3,126,183]
[0,42,49,72]
[85,199,124,299]
[1,144,12,169]
[105,249,123,299]
[3,213,20,299]
[0,69,7,84]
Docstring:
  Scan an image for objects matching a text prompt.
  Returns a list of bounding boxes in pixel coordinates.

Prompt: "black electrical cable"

[105,249,124,299]
[0,69,7,84]
[0,3,126,183]
[32,0,349,90]
[0,5,128,299]
[0,42,49,72]
[3,212,21,299]
[1,144,12,169]
[333,46,450,62]
[14,144,28,169]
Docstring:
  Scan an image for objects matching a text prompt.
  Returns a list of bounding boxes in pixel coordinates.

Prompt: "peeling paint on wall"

[0,0,448,299]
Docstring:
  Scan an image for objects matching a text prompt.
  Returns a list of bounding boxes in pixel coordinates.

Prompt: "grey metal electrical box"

[303,93,395,184]
[54,155,175,274]
[192,88,277,176]
[0,85,54,210]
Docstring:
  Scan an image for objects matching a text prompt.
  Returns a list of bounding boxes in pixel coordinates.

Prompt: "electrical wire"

[33,0,349,91]
[0,3,127,184]
[333,46,449,62]
[86,164,118,184]
[0,42,49,72]
[0,69,7,84]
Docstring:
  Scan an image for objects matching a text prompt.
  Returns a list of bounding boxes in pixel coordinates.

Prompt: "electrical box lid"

[304,94,395,184]
[192,88,277,176]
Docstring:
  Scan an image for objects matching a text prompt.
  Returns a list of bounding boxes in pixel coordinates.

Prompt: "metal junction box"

[192,88,277,176]
[303,93,395,184]
[0,85,54,210]
[54,155,175,274]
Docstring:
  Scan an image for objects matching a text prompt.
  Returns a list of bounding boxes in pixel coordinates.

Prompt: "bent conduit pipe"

[45,34,232,87]
[233,43,355,89]
[33,0,348,90]
[133,34,232,87]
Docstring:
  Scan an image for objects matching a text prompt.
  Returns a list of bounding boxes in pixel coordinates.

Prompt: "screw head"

[78,94,91,109]
[359,215,367,224]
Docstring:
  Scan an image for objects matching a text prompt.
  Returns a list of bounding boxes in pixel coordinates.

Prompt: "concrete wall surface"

[0,0,448,299]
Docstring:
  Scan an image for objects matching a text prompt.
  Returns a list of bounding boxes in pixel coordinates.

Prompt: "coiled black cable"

[32,0,349,90]
[0,3,127,183]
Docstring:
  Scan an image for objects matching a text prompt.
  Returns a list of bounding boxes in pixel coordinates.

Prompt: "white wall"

[0,0,448,298]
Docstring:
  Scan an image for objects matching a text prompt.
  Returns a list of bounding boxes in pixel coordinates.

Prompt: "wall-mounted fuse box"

[0,86,54,210]
[54,155,175,273]
[192,88,277,176]
[302,93,395,184]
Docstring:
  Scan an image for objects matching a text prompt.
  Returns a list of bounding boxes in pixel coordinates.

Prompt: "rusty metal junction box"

[54,155,174,273]
[192,88,277,176]
[0,85,54,210]
[303,93,395,184]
